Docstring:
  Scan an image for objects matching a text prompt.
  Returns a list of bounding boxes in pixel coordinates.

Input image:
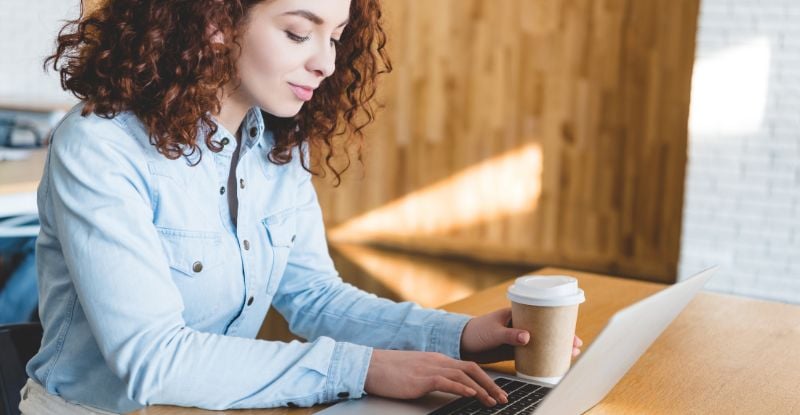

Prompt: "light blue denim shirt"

[26,103,472,413]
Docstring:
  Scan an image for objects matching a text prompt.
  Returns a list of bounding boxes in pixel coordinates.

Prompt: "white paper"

[0,148,33,161]
[0,191,37,217]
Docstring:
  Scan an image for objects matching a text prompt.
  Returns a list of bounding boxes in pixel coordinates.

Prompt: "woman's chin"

[260,101,305,119]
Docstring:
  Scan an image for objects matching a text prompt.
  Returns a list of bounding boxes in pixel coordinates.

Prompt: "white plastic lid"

[506,275,586,307]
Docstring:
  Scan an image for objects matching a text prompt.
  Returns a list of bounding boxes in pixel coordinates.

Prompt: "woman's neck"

[215,85,252,140]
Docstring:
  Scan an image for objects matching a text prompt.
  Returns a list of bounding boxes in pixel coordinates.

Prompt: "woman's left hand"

[459,308,583,363]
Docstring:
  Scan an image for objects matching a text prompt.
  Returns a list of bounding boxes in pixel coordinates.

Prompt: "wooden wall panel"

[314,0,700,284]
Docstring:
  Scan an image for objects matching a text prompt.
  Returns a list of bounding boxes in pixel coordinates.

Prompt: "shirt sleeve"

[271,146,473,360]
[45,118,372,410]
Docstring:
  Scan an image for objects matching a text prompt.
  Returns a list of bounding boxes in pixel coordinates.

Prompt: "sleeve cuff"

[427,311,473,360]
[325,341,374,402]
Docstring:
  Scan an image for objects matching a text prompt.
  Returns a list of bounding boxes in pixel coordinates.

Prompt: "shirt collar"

[243,106,266,148]
[205,106,272,156]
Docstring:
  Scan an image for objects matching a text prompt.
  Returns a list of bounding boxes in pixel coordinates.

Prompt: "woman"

[19,0,583,413]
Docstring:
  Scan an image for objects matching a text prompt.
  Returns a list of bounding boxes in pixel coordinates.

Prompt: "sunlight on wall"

[333,243,476,307]
[689,37,771,136]
[329,142,544,241]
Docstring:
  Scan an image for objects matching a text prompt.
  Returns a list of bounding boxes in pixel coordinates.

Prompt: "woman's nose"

[307,42,336,79]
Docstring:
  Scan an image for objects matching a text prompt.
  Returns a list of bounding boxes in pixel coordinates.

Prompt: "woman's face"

[234,0,352,117]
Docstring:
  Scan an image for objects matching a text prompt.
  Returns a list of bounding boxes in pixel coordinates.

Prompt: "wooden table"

[0,147,47,195]
[0,148,47,217]
[129,267,800,414]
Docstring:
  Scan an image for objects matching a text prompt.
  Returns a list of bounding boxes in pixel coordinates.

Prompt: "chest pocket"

[262,210,297,294]
[157,228,224,275]
[156,227,228,325]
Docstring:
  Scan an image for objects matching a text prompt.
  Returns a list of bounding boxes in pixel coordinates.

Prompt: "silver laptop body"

[319,266,717,415]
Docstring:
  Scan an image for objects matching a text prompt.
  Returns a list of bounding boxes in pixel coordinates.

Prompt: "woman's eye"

[285,31,310,43]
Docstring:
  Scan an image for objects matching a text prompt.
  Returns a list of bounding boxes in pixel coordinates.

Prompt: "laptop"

[319,266,717,415]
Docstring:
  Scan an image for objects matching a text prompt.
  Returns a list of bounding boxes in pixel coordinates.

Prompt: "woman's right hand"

[364,349,509,407]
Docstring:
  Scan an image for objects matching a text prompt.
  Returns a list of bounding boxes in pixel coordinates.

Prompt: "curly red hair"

[46,0,391,186]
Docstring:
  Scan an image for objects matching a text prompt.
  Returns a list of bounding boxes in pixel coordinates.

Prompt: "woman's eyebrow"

[281,10,349,28]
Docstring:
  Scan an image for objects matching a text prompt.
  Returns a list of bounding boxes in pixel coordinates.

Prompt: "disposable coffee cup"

[507,275,585,384]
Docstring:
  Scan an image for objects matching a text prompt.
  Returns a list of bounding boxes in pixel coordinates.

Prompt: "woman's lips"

[288,83,314,101]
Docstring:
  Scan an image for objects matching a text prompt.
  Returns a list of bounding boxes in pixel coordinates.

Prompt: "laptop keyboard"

[427,377,552,415]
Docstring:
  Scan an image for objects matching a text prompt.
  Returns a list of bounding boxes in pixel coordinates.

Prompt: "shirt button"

[219,186,225,195]
[192,261,203,273]
[337,392,350,399]
[243,240,250,250]
[221,137,230,145]
[247,296,254,306]
[249,126,258,137]
[240,178,245,189]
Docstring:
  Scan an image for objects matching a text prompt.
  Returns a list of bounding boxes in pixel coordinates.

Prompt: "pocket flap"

[262,211,297,247]
[156,228,224,277]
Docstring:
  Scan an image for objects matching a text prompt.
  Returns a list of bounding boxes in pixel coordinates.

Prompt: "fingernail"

[467,388,477,396]
[488,397,497,406]
[518,332,529,344]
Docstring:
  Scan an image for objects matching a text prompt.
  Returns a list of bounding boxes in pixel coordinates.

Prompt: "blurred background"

[0,0,798,333]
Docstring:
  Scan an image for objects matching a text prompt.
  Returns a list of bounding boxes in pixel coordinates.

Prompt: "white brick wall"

[0,1,81,109]
[679,0,800,304]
